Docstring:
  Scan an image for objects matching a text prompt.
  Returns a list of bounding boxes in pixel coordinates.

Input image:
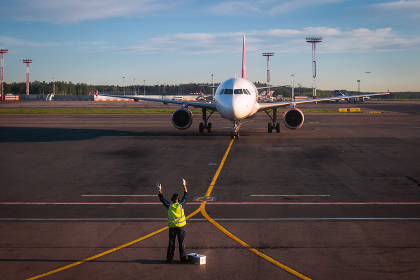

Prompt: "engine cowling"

[283,107,304,130]
[172,108,193,130]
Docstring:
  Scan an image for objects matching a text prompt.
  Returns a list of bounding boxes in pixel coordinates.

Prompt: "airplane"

[365,71,371,74]
[100,36,389,139]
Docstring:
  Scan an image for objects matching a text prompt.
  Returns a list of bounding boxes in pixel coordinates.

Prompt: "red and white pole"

[0,49,8,100]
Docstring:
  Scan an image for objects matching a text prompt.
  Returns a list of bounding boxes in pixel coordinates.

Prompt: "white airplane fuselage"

[214,77,258,120]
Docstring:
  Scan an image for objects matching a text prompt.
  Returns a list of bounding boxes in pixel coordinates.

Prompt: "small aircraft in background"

[365,71,371,74]
[101,37,389,139]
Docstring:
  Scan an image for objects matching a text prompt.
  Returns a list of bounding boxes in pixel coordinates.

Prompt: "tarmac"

[1,100,420,279]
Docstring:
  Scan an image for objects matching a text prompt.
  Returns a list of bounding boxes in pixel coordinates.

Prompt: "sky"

[1,0,419,92]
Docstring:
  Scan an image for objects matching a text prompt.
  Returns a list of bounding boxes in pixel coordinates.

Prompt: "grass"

[369,99,420,101]
[0,108,204,114]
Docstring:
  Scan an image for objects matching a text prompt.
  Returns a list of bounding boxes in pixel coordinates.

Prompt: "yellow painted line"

[26,226,168,280]
[28,136,310,280]
[250,195,330,197]
[27,205,203,280]
[201,203,311,280]
[82,195,158,197]
[26,140,234,279]
[204,139,234,197]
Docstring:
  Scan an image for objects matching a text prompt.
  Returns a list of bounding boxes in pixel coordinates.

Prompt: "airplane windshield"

[234,89,243,94]
[224,89,233,95]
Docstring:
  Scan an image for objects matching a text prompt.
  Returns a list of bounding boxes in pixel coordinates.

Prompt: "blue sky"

[1,0,419,92]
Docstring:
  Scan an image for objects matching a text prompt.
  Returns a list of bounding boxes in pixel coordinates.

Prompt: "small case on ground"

[187,253,206,265]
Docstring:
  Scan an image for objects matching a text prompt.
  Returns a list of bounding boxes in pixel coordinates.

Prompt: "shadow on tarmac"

[0,258,170,264]
[0,127,227,143]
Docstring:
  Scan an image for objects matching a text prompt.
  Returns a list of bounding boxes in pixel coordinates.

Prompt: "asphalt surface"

[1,101,420,279]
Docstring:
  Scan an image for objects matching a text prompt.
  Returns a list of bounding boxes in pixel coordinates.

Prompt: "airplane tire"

[231,131,236,139]
[207,123,212,133]
[199,123,204,133]
[268,123,272,133]
[276,123,280,133]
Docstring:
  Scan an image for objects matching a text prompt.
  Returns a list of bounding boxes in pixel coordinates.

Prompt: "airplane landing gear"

[199,108,214,133]
[231,120,240,139]
[265,108,280,133]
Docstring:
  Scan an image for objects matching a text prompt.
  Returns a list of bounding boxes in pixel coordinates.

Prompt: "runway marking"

[198,138,311,279]
[26,226,169,280]
[204,139,234,197]
[81,195,158,197]
[5,201,420,205]
[4,217,420,222]
[201,202,311,280]
[27,138,310,280]
[26,203,203,280]
[250,195,330,197]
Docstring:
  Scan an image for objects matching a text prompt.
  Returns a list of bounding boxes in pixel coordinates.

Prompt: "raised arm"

[182,178,187,193]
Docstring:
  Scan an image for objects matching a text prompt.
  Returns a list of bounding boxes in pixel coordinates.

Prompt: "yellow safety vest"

[168,203,186,228]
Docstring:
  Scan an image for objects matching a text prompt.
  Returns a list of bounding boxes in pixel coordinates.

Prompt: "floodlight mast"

[306,37,322,99]
[262,52,274,97]
[0,49,8,100]
[23,59,32,96]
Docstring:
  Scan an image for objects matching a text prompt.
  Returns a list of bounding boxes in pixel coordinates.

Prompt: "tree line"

[2,81,419,99]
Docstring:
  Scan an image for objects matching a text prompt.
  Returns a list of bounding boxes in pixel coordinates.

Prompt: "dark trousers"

[167,227,186,260]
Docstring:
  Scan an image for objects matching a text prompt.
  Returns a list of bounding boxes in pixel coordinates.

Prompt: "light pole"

[134,78,136,94]
[123,77,125,95]
[143,80,145,95]
[306,37,323,99]
[291,74,295,101]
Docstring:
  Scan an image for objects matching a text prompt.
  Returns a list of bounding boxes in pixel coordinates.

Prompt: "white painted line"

[1,202,420,205]
[1,218,419,221]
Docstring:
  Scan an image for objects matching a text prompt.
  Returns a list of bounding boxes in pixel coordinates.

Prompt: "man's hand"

[156,183,162,193]
[182,179,187,192]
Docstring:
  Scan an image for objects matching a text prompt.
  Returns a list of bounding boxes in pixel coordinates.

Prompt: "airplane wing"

[256,85,290,90]
[98,94,217,111]
[256,92,389,111]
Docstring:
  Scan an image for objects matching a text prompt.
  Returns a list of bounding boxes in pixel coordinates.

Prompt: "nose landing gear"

[231,120,240,139]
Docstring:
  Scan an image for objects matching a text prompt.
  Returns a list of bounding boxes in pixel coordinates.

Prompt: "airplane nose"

[231,96,250,119]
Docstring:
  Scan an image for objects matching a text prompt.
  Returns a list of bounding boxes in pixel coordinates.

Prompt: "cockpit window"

[221,88,251,95]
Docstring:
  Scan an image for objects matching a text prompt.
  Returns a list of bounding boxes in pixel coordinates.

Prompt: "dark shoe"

[166,259,172,263]
[181,257,188,263]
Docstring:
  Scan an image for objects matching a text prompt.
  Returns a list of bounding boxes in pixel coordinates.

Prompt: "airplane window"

[224,89,233,95]
[243,89,250,95]
[234,89,243,94]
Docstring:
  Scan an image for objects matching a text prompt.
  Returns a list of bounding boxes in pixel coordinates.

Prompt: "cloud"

[117,27,420,55]
[207,0,344,15]
[368,0,420,18]
[0,0,184,24]
[0,36,55,47]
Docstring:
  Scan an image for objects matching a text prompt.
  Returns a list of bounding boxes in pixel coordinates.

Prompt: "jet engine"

[172,108,193,130]
[283,107,304,130]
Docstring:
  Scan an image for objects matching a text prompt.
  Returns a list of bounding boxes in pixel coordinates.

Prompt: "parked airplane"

[100,36,389,139]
